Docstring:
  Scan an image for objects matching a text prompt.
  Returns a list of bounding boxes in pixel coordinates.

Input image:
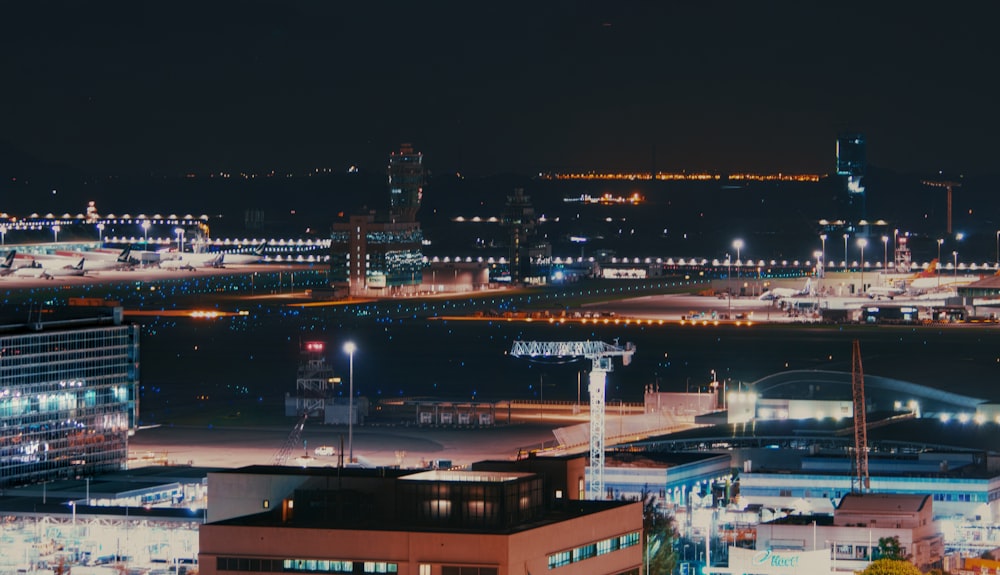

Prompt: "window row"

[216,557,397,574]
[548,531,640,569]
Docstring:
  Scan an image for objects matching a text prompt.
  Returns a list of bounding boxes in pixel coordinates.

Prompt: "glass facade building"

[0,315,139,486]
[330,214,423,295]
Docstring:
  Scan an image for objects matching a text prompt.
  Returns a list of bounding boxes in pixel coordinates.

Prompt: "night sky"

[2,2,998,177]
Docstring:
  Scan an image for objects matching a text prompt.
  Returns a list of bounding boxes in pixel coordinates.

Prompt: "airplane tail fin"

[74,258,85,270]
[916,259,938,278]
[1,250,13,269]
[117,245,132,262]
[802,277,813,295]
[254,241,267,256]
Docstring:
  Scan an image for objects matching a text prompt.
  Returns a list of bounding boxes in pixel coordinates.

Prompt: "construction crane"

[510,340,635,500]
[922,179,961,235]
[851,340,870,493]
[273,413,308,466]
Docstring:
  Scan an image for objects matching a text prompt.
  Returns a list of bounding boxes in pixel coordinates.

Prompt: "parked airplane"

[0,250,17,276]
[54,245,137,271]
[759,278,813,300]
[218,242,267,264]
[11,257,86,279]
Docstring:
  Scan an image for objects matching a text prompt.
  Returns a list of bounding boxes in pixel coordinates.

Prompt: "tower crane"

[510,340,635,500]
[922,179,961,235]
[851,340,870,493]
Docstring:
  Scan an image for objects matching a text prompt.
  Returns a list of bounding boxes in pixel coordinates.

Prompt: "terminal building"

[0,302,139,487]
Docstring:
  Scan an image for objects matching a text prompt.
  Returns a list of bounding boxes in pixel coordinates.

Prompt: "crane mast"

[510,340,635,500]
[851,339,870,493]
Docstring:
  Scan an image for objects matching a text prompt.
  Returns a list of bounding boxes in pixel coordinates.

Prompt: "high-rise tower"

[836,133,866,224]
[388,143,424,223]
[501,188,537,284]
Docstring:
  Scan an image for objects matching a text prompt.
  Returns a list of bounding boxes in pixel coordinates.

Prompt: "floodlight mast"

[510,340,636,500]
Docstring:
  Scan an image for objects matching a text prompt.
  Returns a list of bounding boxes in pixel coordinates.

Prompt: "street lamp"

[141,220,151,243]
[97,223,105,244]
[937,238,944,287]
[881,235,888,269]
[52,224,61,243]
[732,239,744,281]
[725,253,732,305]
[0,225,6,245]
[953,251,958,280]
[857,238,867,294]
[819,234,827,277]
[174,227,185,252]
[343,341,356,463]
[995,230,999,269]
[843,233,849,269]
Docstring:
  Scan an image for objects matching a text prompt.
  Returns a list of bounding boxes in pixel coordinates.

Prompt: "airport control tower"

[388,143,425,223]
[837,132,866,226]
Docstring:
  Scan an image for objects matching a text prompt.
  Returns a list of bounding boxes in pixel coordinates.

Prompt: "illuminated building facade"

[330,146,426,296]
[201,466,643,575]
[330,213,423,296]
[0,306,139,487]
[836,132,866,224]
[388,143,424,223]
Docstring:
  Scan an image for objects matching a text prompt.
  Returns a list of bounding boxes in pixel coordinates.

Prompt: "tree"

[858,558,922,575]
[636,486,678,575]
[875,536,907,561]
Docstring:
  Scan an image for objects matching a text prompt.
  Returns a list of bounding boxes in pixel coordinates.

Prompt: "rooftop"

[837,493,931,514]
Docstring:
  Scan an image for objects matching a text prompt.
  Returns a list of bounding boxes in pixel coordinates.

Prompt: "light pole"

[52,224,61,243]
[343,341,356,463]
[732,239,744,283]
[857,238,868,294]
[843,233,849,269]
[995,230,999,269]
[953,251,958,280]
[174,227,185,252]
[819,234,827,277]
[937,238,943,287]
[0,225,6,245]
[881,235,888,269]
[141,220,151,244]
[97,223,105,244]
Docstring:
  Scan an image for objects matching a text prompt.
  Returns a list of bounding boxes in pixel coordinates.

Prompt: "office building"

[200,466,643,575]
[330,213,424,296]
[388,143,425,223]
[330,145,425,296]
[755,493,944,572]
[0,303,139,487]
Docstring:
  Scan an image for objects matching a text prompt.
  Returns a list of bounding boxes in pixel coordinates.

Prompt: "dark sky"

[2,2,998,177]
